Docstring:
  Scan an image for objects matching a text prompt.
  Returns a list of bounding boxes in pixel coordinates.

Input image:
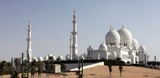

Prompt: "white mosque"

[85,26,149,64]
[65,10,149,64]
[22,10,149,65]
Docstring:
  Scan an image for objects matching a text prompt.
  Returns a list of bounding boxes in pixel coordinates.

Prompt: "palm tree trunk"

[38,74,41,78]
[120,72,122,77]
[46,73,48,78]
[31,75,34,78]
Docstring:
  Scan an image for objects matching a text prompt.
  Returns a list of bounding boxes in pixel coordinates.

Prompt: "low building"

[47,64,61,74]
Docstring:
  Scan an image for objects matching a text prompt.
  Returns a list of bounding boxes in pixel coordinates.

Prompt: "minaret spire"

[27,20,32,62]
[109,24,113,30]
[122,24,124,28]
[71,9,78,60]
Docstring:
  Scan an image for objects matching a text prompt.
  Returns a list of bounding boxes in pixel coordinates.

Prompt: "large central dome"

[105,28,120,44]
[117,26,132,45]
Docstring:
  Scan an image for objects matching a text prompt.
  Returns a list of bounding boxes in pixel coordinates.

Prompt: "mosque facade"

[86,26,149,64]
[21,10,149,65]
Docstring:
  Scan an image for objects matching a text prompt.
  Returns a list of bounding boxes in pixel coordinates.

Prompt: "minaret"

[71,9,78,60]
[26,20,32,62]
[69,33,72,60]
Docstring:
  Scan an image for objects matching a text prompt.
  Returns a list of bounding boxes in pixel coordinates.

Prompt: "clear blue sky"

[0,0,159,61]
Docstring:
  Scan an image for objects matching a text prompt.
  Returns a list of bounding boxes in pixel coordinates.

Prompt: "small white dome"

[44,56,49,61]
[48,55,57,61]
[82,53,87,59]
[99,42,108,51]
[32,57,38,61]
[52,56,57,60]
[58,55,64,60]
[80,55,85,59]
[118,26,132,44]
[132,38,139,49]
[105,27,120,44]
[139,45,146,53]
[38,57,43,61]
[65,54,70,60]
[48,54,53,57]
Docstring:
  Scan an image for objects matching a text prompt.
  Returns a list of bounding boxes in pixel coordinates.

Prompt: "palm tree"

[31,60,37,78]
[0,63,4,78]
[48,57,55,73]
[0,69,3,78]
[10,69,20,78]
[119,65,123,77]
[60,63,66,72]
[115,57,124,77]
[106,60,112,77]
[22,59,28,77]
[0,60,7,78]
[108,64,112,76]
[14,58,21,69]
[60,63,66,78]
[37,61,43,78]
[116,57,122,61]
[44,60,49,78]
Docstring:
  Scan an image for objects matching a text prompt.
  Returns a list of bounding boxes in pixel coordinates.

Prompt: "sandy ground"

[2,65,160,78]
